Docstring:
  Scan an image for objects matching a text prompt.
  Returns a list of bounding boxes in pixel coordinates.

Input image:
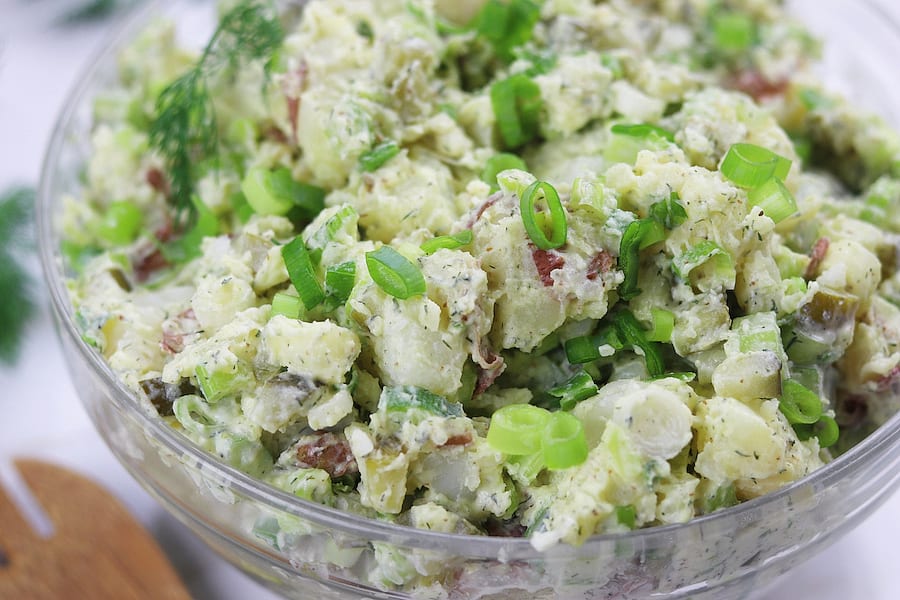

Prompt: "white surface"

[0,2,897,599]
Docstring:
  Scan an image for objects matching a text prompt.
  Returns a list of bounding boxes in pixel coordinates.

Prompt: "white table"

[1,2,897,598]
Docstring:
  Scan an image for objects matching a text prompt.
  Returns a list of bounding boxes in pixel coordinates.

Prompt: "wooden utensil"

[0,459,191,599]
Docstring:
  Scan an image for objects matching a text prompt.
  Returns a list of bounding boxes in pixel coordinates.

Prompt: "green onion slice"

[360,140,400,172]
[195,363,252,403]
[712,12,756,51]
[541,411,589,470]
[779,380,823,425]
[421,230,474,255]
[613,310,665,377]
[281,236,325,310]
[564,327,623,364]
[748,177,798,223]
[365,246,426,299]
[325,261,356,304]
[482,153,527,191]
[547,371,599,411]
[618,218,663,300]
[271,291,303,319]
[610,123,675,143]
[812,415,839,448]
[473,0,541,62]
[720,143,791,189]
[96,200,143,245]
[615,505,636,529]
[646,308,675,343]
[649,192,688,229]
[520,181,567,250]
[241,167,325,220]
[490,73,543,149]
[487,403,551,455]
[672,240,736,288]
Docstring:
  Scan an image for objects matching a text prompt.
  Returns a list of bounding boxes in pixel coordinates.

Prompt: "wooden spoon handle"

[0,459,191,600]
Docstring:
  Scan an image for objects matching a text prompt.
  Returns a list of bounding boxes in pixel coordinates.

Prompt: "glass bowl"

[37,1,900,599]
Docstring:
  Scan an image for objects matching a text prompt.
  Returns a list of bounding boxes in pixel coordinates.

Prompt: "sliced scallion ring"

[748,177,798,223]
[281,236,325,310]
[486,403,551,455]
[520,180,567,249]
[720,143,791,189]
[541,411,589,470]
[365,246,426,299]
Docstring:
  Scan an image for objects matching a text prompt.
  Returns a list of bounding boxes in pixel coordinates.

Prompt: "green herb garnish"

[149,0,283,223]
[0,186,37,365]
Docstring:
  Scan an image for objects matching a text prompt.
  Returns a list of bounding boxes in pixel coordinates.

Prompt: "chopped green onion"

[473,0,541,62]
[482,153,527,191]
[547,371,598,411]
[541,411,588,470]
[613,310,665,377]
[241,167,325,220]
[783,276,807,296]
[672,240,736,289]
[271,291,303,319]
[711,12,756,51]
[490,73,543,149]
[779,379,823,425]
[421,230,474,255]
[365,246,426,299]
[813,415,839,448]
[360,140,400,172]
[564,327,623,364]
[705,483,738,513]
[720,143,791,189]
[195,363,252,403]
[325,261,357,304]
[649,192,687,229]
[615,505,636,529]
[381,385,464,417]
[95,200,143,245]
[520,181,567,250]
[748,177,797,223]
[281,236,325,310]
[487,403,551,455]
[647,308,675,343]
[618,218,664,300]
[610,123,675,143]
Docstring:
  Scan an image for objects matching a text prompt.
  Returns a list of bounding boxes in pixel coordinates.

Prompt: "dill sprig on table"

[149,1,284,223]
[0,186,37,366]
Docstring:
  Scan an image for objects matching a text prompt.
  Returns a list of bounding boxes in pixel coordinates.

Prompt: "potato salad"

[66,0,900,559]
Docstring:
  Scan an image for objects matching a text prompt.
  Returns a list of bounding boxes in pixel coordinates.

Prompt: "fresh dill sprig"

[149,1,284,223]
[60,0,137,24]
[0,186,37,366]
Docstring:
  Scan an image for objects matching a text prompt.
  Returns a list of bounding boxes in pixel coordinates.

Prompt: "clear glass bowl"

[37,1,900,598]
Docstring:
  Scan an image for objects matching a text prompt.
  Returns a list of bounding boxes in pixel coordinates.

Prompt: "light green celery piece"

[195,362,254,403]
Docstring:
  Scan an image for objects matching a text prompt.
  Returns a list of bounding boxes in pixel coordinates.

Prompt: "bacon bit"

[474,346,504,396]
[133,246,170,283]
[586,249,615,280]
[805,237,830,280]
[531,247,565,287]
[876,363,900,392]
[295,432,358,478]
[282,60,308,145]
[441,433,473,447]
[146,167,171,198]
[465,192,501,229]
[160,308,200,354]
[727,70,789,102]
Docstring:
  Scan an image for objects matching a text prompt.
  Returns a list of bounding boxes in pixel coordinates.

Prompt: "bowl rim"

[36,0,900,559]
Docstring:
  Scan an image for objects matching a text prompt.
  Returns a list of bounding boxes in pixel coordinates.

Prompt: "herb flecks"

[0,186,37,366]
[149,1,283,223]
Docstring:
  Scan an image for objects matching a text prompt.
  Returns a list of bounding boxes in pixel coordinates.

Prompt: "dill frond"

[0,186,37,366]
[148,0,284,224]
